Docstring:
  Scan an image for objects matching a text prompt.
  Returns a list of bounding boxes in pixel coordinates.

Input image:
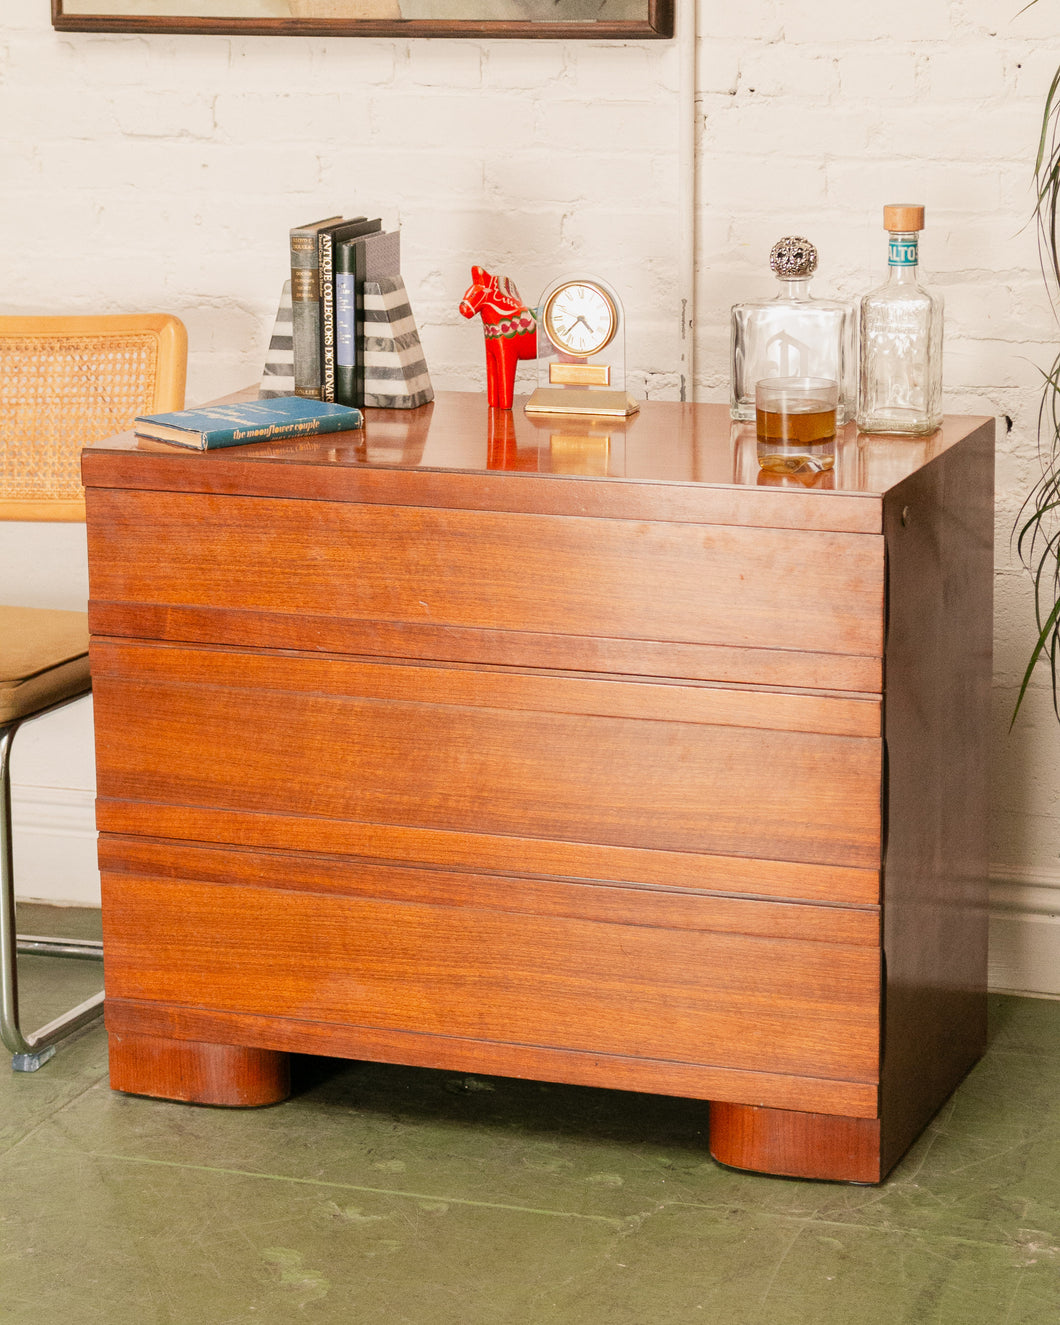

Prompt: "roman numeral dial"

[542,281,618,358]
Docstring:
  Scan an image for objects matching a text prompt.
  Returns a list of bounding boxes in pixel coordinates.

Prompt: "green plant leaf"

[1014,58,1060,724]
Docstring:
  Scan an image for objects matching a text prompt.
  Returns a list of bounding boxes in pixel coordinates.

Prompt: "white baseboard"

[10,787,1060,996]
[11,784,100,906]
[988,865,1060,997]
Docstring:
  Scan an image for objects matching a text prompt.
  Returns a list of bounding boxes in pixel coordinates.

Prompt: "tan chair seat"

[0,606,90,726]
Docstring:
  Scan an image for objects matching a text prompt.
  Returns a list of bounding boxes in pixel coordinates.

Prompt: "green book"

[318,217,381,402]
[336,228,400,408]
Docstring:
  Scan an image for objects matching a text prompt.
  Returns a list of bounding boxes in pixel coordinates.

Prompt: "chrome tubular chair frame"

[0,693,104,1071]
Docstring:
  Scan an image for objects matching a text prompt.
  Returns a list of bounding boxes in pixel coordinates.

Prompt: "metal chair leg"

[0,715,104,1071]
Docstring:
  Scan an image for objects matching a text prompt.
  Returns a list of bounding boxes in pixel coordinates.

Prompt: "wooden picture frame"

[51,0,674,40]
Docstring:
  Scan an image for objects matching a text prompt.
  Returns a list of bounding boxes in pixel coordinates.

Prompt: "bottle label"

[888,238,918,267]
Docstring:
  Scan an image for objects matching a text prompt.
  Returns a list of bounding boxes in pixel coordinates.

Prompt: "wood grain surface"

[96,835,881,947]
[87,603,883,692]
[80,394,995,1180]
[709,1101,885,1184]
[94,808,882,906]
[107,1029,290,1107]
[103,999,879,1118]
[86,489,885,662]
[101,872,880,1085]
[873,421,994,1174]
[90,642,882,868]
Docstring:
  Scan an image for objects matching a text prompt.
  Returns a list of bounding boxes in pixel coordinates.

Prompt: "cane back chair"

[0,313,187,1069]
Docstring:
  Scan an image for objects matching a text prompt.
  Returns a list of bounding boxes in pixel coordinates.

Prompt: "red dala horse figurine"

[459,266,537,409]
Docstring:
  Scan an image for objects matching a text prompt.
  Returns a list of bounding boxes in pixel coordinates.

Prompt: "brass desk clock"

[525,276,639,418]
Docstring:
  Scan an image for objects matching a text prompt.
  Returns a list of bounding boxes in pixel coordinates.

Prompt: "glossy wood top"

[82,389,992,498]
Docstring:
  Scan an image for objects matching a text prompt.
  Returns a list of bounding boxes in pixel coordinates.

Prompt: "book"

[335,228,401,409]
[318,217,382,402]
[134,396,364,450]
[289,214,343,399]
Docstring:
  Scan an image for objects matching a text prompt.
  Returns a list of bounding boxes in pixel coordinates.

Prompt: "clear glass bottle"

[730,236,856,423]
[857,205,943,435]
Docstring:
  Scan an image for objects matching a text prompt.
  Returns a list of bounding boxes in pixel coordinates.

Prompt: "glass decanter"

[857,204,943,435]
[730,236,856,423]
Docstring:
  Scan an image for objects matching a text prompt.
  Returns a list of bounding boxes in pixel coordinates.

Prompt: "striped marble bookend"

[364,276,434,409]
[259,281,295,399]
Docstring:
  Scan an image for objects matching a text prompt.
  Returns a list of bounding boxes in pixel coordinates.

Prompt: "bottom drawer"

[100,839,881,1116]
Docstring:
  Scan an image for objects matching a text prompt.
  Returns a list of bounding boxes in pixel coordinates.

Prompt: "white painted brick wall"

[4,0,1060,990]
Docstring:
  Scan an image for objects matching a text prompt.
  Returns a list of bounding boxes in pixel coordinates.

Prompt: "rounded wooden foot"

[108,1030,291,1107]
[709,1101,883,1184]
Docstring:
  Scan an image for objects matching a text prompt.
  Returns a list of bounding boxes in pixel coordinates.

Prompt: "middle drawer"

[91,641,883,886]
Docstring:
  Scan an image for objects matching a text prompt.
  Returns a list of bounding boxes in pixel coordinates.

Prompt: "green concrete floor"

[2,905,1059,1324]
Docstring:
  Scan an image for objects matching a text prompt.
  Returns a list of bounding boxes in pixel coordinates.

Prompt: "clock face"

[542,281,618,358]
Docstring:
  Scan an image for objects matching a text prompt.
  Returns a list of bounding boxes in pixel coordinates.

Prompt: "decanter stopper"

[882,204,925,233]
[769,237,818,279]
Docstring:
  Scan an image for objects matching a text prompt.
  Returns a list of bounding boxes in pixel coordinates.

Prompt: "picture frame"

[51,0,674,40]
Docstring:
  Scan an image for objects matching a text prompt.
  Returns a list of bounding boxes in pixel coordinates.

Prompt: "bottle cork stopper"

[883,204,925,232]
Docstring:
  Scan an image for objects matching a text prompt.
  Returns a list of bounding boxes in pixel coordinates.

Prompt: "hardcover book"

[289,214,343,399]
[134,396,364,450]
[335,228,401,408]
[319,217,382,402]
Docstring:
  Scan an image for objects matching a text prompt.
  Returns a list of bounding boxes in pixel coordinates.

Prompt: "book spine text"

[290,230,324,399]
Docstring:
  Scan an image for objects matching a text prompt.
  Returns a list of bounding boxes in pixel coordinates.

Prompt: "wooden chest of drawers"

[81,394,994,1182]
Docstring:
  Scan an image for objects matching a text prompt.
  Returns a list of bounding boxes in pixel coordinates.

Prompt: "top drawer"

[86,489,884,690]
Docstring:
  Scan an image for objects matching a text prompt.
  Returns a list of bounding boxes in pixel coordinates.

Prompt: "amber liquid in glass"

[756,402,836,474]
